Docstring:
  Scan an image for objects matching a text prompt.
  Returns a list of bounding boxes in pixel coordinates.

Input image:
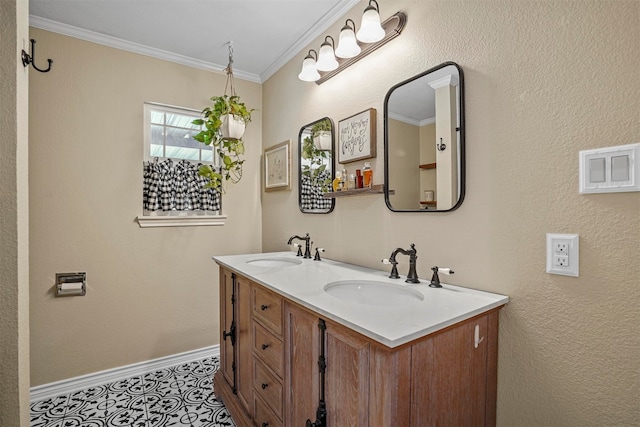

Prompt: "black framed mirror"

[384,62,465,212]
[298,117,335,214]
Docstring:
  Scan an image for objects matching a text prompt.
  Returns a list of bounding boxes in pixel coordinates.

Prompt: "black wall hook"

[21,39,53,73]
[436,137,446,151]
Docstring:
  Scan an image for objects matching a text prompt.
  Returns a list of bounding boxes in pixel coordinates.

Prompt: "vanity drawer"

[254,394,283,427]
[253,321,283,378]
[253,358,283,419]
[253,286,283,335]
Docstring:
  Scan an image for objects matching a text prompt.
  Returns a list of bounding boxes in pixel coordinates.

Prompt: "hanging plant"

[311,119,332,151]
[192,43,254,192]
[301,135,331,192]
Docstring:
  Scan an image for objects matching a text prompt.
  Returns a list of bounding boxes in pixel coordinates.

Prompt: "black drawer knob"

[261,304,268,311]
[261,383,268,389]
[262,423,269,427]
[261,343,269,350]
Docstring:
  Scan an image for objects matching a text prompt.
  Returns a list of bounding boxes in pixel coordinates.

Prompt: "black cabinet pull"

[261,383,268,389]
[262,423,269,427]
[222,330,232,340]
[261,343,269,350]
[261,304,268,310]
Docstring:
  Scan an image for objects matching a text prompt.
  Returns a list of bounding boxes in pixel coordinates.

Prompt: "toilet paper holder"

[55,272,86,297]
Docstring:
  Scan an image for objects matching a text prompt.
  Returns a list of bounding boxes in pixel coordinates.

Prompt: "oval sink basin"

[246,257,302,268]
[324,280,424,307]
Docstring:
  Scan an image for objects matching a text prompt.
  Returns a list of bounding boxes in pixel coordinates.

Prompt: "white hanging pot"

[220,114,246,140]
[313,131,332,151]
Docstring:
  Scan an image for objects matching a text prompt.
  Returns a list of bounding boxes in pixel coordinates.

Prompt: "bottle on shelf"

[347,173,356,190]
[363,162,373,188]
[332,170,343,192]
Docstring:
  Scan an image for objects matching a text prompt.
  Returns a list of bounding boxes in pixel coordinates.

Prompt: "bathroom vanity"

[212,252,508,427]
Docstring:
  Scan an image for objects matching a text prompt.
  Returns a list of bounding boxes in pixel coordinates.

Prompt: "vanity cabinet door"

[324,320,370,426]
[410,312,497,426]
[284,303,320,426]
[285,303,371,426]
[235,274,253,414]
[219,268,235,389]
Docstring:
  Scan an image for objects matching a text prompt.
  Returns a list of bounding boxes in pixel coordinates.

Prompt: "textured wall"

[262,1,639,425]
[0,0,30,424]
[28,29,263,385]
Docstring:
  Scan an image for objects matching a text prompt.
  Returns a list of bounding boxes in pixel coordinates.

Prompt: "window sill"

[136,214,227,228]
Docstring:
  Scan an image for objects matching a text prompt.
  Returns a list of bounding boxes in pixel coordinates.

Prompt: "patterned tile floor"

[30,357,235,427]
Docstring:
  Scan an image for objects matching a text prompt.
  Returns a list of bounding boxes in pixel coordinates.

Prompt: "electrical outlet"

[546,233,579,277]
[554,241,569,254]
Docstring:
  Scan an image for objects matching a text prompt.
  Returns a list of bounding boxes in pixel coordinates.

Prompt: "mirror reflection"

[384,62,465,212]
[298,117,335,214]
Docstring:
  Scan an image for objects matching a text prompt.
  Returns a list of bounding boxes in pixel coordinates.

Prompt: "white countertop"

[212,252,509,348]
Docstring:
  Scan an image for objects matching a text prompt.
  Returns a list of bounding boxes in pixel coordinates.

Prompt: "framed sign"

[338,108,376,164]
[264,140,291,191]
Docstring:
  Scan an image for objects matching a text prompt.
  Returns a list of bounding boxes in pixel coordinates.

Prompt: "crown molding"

[29,15,262,83]
[388,112,436,127]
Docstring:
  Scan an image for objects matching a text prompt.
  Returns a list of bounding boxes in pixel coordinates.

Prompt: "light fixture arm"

[366,0,380,13]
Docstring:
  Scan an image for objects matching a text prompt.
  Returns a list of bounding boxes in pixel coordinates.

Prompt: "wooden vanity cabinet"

[215,267,502,427]
[217,269,253,422]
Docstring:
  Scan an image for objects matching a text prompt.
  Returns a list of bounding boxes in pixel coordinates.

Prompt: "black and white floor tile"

[30,357,235,427]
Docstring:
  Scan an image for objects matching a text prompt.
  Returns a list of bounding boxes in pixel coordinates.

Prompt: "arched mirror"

[298,117,335,213]
[384,62,465,212]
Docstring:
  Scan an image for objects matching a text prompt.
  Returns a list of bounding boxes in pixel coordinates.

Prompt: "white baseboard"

[30,345,220,403]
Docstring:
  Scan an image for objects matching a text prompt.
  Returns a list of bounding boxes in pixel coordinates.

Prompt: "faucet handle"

[429,266,454,288]
[314,248,325,261]
[292,243,303,257]
[382,258,400,279]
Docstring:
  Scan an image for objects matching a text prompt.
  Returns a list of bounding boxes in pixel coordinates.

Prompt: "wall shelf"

[420,201,437,206]
[323,184,392,198]
[419,162,437,170]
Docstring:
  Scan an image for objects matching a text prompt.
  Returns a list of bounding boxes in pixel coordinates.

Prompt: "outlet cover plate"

[546,233,579,277]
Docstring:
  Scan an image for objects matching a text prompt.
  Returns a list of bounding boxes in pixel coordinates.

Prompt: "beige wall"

[0,0,30,424]
[388,118,420,209]
[419,122,436,200]
[262,1,639,426]
[28,28,263,385]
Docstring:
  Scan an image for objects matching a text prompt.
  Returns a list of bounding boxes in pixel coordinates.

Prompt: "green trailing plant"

[311,118,331,137]
[301,135,331,192]
[192,95,254,191]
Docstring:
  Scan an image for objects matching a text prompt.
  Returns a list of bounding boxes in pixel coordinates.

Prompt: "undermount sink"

[246,257,302,268]
[324,280,424,307]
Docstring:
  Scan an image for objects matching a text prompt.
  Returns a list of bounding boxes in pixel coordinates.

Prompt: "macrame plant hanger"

[224,42,236,97]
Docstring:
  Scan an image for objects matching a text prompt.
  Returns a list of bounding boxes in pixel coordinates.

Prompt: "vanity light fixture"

[316,36,339,71]
[298,6,406,85]
[335,19,361,58]
[356,0,385,43]
[298,49,321,82]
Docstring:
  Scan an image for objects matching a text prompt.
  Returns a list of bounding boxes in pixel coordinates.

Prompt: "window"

[137,103,226,228]
[144,102,213,162]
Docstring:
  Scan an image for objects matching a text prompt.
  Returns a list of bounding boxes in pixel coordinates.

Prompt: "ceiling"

[29,0,360,83]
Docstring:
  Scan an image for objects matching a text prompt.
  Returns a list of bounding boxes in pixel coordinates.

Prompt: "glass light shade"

[298,56,320,82]
[335,27,361,58]
[356,7,385,43]
[316,43,339,71]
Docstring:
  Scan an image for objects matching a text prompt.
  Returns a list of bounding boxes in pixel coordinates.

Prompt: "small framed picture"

[264,140,291,191]
[338,108,376,164]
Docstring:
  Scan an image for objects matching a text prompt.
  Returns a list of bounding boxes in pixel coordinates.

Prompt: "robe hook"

[437,137,446,151]
[21,39,53,73]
